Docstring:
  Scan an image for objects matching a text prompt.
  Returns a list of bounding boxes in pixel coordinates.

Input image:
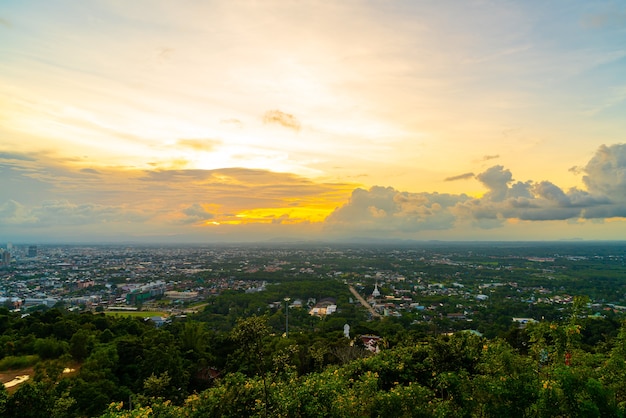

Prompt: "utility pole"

[284,297,290,337]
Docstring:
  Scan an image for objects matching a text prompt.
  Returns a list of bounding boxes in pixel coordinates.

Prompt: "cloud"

[0,200,38,225]
[156,46,174,61]
[451,157,624,224]
[326,186,466,233]
[263,110,301,131]
[0,199,150,227]
[482,154,500,161]
[326,144,626,234]
[271,214,290,224]
[1,153,355,238]
[444,172,475,182]
[583,7,626,29]
[475,165,514,201]
[220,118,243,128]
[138,167,352,205]
[80,168,100,175]
[175,203,214,224]
[5,143,626,241]
[0,152,35,161]
[568,165,582,175]
[582,143,626,201]
[175,139,222,152]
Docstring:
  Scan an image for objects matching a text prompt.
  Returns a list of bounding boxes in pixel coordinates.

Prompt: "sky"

[1,0,626,243]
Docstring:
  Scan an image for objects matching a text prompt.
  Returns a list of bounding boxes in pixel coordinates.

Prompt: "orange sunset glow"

[1,1,626,243]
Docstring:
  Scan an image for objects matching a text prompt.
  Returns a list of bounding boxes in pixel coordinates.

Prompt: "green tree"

[601,322,626,413]
[473,339,538,417]
[230,315,272,417]
[140,329,188,402]
[180,321,208,358]
[69,328,96,361]
[5,381,52,418]
[71,344,123,416]
[0,384,7,416]
[143,371,172,399]
[50,391,77,418]
[34,337,68,360]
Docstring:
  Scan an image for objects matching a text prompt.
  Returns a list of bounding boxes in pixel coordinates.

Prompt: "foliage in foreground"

[97,318,626,418]
[1,299,626,417]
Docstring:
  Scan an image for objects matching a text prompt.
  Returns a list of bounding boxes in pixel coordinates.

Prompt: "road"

[349,285,381,319]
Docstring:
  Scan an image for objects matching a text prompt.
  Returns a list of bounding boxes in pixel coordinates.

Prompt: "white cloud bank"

[326,143,626,234]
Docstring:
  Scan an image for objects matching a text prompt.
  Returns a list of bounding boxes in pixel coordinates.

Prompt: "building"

[145,316,169,327]
[512,317,537,328]
[0,250,10,267]
[361,335,381,353]
[165,290,199,300]
[23,298,59,308]
[309,298,338,317]
[28,245,37,258]
[125,281,166,304]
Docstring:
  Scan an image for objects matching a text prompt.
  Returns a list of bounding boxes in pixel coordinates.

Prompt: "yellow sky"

[1,1,626,242]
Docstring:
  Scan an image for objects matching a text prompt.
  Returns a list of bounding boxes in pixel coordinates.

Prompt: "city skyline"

[1,1,626,243]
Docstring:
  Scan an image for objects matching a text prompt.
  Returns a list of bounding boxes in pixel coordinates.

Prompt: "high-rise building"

[28,245,37,258]
[0,250,10,267]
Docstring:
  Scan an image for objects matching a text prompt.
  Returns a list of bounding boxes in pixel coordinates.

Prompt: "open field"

[0,367,34,393]
[0,365,79,393]
[104,310,168,318]
[0,355,38,372]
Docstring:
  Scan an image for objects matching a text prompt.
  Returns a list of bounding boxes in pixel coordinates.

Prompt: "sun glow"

[208,204,338,226]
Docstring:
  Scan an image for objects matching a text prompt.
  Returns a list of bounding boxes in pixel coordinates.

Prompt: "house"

[145,316,169,327]
[309,304,337,317]
[512,317,536,328]
[360,335,381,353]
[309,298,338,317]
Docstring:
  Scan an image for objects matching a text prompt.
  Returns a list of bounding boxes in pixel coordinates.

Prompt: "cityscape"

[1,240,626,416]
[2,241,625,329]
[2,0,626,416]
